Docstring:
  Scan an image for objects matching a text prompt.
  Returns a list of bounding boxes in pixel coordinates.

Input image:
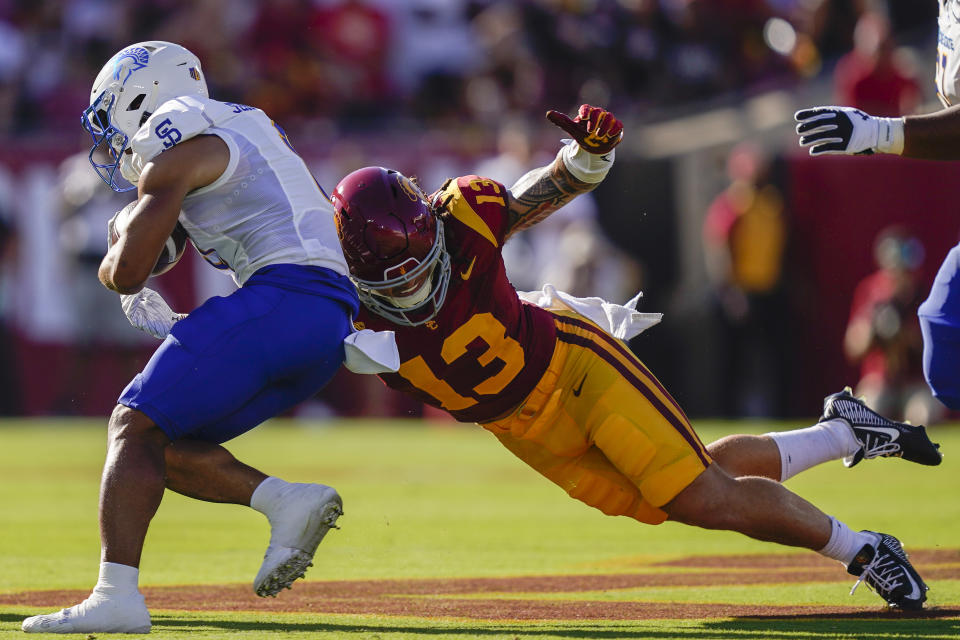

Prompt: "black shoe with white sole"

[820,388,942,468]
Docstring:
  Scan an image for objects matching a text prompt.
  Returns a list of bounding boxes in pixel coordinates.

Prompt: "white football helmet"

[82,41,208,192]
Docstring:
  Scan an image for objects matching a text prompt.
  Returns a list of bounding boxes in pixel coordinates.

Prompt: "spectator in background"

[309,0,394,123]
[702,142,789,417]
[611,0,668,109]
[806,0,866,61]
[244,0,320,125]
[833,10,920,116]
[467,2,543,125]
[385,0,481,124]
[659,0,732,103]
[0,0,933,143]
[0,16,26,135]
[844,227,943,426]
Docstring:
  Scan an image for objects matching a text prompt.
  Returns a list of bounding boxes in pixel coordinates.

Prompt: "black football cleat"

[847,531,928,610]
[820,387,942,468]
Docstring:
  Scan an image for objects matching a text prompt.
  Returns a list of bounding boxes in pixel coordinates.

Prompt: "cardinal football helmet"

[332,166,451,326]
[82,41,208,192]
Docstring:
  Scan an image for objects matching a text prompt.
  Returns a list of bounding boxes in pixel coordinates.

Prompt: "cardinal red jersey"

[356,175,557,422]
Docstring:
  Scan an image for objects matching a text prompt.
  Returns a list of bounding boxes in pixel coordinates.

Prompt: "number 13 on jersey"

[398,313,524,411]
[469,178,506,207]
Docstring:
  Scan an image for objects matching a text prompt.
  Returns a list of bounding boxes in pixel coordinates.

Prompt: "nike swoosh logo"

[460,256,476,280]
[856,425,900,442]
[572,373,587,397]
[904,573,922,600]
[600,154,611,162]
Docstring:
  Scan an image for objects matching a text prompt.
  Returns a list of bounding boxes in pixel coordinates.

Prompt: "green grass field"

[1,418,959,639]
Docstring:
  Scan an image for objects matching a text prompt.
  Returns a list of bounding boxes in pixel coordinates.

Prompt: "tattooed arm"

[504,155,598,239]
[504,104,623,240]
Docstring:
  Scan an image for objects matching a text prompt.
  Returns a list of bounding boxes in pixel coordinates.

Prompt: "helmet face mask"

[82,91,133,192]
[333,167,452,327]
[354,221,451,326]
[82,41,209,192]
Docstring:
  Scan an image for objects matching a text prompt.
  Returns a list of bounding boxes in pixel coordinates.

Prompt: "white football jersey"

[127,95,348,285]
[937,0,960,106]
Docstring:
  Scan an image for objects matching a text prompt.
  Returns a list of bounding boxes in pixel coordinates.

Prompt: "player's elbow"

[99,258,147,295]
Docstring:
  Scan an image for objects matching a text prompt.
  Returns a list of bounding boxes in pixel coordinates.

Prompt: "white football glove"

[120,287,187,340]
[795,106,904,156]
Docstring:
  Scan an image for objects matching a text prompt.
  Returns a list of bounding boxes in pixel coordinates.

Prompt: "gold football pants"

[481,311,711,524]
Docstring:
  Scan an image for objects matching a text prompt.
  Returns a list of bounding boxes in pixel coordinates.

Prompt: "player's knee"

[663,465,739,530]
[107,405,168,447]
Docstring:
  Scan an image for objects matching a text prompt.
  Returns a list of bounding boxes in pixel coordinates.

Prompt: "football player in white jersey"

[794,2,960,423]
[937,0,960,106]
[22,42,359,634]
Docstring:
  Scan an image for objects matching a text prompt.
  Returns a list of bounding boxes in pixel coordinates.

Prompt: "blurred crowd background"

[0,0,954,423]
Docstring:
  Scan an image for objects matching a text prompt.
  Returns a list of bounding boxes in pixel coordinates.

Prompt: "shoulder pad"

[442,175,509,248]
[128,96,217,172]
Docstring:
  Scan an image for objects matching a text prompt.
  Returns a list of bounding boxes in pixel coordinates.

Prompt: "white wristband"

[876,117,905,155]
[559,140,615,183]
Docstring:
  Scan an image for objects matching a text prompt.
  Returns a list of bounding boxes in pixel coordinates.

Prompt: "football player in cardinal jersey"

[332,105,937,610]
[794,1,960,417]
[23,42,358,634]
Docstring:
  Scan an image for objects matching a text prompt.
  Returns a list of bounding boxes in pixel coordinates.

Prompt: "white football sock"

[250,476,288,518]
[818,516,876,566]
[93,561,140,597]
[765,419,860,481]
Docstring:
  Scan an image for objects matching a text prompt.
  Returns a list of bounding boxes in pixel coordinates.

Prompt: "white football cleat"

[22,591,151,634]
[253,483,342,597]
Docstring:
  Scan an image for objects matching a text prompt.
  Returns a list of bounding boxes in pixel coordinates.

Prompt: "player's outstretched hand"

[546,104,623,155]
[120,287,187,340]
[795,106,903,156]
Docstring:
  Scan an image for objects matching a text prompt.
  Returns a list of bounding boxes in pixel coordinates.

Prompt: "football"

[109,201,190,276]
[153,222,189,275]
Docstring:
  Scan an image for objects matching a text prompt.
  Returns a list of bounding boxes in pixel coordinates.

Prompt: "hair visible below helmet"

[82,41,209,192]
[332,166,451,327]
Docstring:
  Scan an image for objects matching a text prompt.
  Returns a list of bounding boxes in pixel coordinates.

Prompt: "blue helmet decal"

[112,46,149,84]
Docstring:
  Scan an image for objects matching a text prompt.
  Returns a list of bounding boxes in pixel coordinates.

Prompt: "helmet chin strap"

[119,150,141,185]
